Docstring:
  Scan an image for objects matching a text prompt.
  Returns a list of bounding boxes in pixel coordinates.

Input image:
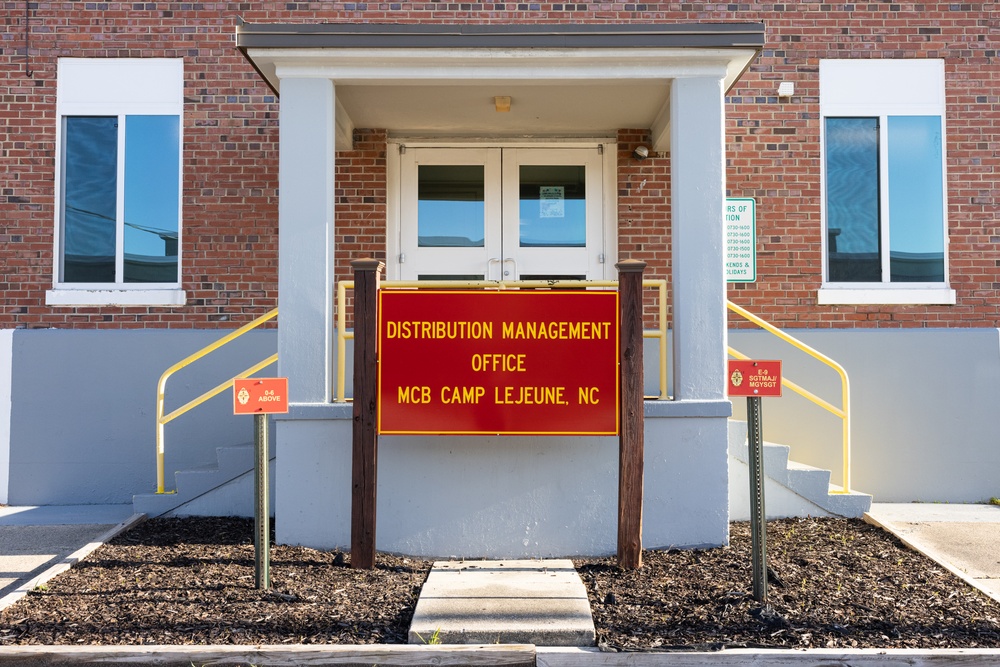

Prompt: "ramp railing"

[154,308,278,494]
[726,300,853,493]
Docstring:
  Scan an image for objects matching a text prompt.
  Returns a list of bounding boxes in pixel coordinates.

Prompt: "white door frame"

[386,139,618,282]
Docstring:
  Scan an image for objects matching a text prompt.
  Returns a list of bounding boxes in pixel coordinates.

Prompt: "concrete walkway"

[864,502,1000,604]
[408,559,595,646]
[0,505,141,611]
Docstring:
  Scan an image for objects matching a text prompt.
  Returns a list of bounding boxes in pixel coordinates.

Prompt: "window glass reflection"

[825,117,881,282]
[124,115,180,283]
[887,116,945,282]
[519,165,586,248]
[417,165,485,247]
[63,116,118,282]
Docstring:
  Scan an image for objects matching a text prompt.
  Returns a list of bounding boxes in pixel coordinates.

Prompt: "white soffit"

[239,24,763,150]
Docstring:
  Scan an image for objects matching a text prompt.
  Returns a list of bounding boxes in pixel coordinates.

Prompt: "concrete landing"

[408,559,596,646]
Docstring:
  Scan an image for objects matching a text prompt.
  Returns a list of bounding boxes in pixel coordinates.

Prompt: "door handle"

[503,258,517,279]
[488,257,502,281]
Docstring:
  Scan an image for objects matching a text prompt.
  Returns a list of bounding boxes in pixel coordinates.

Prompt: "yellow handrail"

[155,308,278,494]
[726,300,852,493]
[335,279,669,402]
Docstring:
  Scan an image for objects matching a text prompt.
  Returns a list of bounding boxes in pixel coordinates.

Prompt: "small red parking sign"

[727,360,782,397]
[234,378,289,415]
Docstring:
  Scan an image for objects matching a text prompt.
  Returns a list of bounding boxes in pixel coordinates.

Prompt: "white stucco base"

[0,330,12,505]
[274,401,731,557]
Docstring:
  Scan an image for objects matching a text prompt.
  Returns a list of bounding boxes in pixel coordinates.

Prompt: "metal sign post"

[234,377,289,590]
[727,359,782,604]
[254,412,270,590]
[746,394,767,603]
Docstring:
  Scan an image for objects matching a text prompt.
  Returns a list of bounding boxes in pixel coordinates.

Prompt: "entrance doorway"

[393,146,610,281]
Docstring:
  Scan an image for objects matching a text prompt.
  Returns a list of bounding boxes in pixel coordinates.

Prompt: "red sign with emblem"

[234,377,289,415]
[727,360,782,397]
[378,290,619,435]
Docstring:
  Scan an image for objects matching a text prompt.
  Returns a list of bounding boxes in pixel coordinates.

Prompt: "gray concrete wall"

[1,330,12,504]
[5,326,997,509]
[728,327,1000,503]
[275,402,732,557]
[6,328,277,505]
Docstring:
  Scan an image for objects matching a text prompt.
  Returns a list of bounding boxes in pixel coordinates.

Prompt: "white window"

[818,59,954,305]
[48,59,185,307]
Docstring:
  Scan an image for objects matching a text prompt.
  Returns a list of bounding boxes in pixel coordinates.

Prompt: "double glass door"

[397,147,605,281]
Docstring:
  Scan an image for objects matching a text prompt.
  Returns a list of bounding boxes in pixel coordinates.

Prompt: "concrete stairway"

[728,420,872,520]
[132,445,274,519]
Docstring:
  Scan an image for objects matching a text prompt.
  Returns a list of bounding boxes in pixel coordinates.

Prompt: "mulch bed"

[1,516,999,649]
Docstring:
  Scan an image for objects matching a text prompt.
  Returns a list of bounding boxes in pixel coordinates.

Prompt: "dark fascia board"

[235,21,766,50]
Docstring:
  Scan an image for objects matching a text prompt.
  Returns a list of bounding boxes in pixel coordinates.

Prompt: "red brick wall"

[2,3,998,329]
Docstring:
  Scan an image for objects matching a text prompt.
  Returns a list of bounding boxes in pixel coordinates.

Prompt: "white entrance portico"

[237,23,764,556]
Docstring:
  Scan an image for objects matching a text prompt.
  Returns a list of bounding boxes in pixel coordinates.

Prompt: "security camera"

[633,145,649,160]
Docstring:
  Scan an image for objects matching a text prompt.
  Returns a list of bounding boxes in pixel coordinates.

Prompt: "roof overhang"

[237,22,764,151]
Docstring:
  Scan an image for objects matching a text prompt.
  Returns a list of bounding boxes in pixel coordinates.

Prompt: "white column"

[277,77,336,403]
[670,75,727,401]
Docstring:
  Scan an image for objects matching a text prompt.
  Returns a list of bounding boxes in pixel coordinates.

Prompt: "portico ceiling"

[237,23,764,151]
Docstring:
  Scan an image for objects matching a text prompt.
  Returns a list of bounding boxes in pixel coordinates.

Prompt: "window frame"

[818,59,954,306]
[48,58,185,307]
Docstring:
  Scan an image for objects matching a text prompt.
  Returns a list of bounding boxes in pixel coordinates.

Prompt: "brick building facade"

[2,4,998,553]
[4,4,998,330]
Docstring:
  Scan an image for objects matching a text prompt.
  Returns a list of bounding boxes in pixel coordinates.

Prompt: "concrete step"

[409,560,595,646]
[728,420,872,519]
[133,445,272,518]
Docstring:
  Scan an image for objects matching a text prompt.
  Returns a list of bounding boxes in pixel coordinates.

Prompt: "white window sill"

[46,289,187,307]
[817,285,956,306]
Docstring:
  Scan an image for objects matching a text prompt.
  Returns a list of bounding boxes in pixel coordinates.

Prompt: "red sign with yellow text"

[378,290,619,435]
[727,360,782,397]
[234,378,289,415]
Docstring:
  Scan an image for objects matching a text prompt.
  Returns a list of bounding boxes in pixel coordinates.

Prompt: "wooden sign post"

[349,257,645,571]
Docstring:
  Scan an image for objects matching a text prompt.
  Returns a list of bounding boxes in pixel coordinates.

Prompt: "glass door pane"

[502,148,604,281]
[418,165,485,248]
[398,148,501,281]
[518,165,586,248]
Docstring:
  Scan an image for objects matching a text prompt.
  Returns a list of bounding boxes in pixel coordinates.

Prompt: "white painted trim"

[334,97,354,150]
[386,141,617,281]
[817,286,956,305]
[0,330,11,504]
[54,58,185,292]
[264,47,741,84]
[601,140,619,278]
[45,289,187,307]
[385,144,403,281]
[819,59,949,289]
[390,137,616,147]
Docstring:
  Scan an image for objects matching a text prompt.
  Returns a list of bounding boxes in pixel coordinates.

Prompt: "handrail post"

[617,259,646,570]
[336,281,350,402]
[350,258,383,569]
